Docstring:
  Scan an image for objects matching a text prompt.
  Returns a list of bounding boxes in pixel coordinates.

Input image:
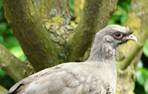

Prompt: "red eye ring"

[113,32,124,40]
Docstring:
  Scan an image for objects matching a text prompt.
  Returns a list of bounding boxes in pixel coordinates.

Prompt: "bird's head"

[95,24,137,48]
[88,25,137,61]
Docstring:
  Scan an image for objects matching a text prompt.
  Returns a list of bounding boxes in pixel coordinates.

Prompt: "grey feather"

[8,25,137,94]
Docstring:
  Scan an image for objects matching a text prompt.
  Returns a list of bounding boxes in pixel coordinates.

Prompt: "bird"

[8,24,137,94]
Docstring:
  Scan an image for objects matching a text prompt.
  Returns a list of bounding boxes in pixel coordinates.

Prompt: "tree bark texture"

[0,85,8,94]
[116,0,148,94]
[4,0,61,71]
[4,0,118,70]
[68,0,118,61]
[0,44,34,81]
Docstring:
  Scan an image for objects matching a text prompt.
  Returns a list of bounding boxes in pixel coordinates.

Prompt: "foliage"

[144,39,148,57]
[108,0,131,25]
[134,39,148,94]
[135,62,148,94]
[0,0,24,89]
[0,6,25,61]
[110,0,148,93]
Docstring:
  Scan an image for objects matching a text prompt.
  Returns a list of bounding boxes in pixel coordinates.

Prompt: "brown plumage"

[8,25,137,94]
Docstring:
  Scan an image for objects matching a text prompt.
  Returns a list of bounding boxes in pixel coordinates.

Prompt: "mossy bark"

[68,0,118,61]
[0,85,8,94]
[3,0,118,70]
[0,44,34,81]
[4,0,60,71]
[116,0,148,94]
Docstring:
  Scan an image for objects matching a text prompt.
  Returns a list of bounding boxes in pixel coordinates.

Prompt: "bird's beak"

[123,34,137,42]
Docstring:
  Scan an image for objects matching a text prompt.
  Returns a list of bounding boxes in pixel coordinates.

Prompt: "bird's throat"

[87,43,115,62]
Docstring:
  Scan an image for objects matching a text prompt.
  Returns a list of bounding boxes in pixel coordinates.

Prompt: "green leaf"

[118,0,131,12]
[108,6,128,24]
[0,22,7,32]
[136,67,148,86]
[69,0,74,16]
[0,0,3,8]
[0,8,4,21]
[143,39,148,57]
[0,68,5,77]
[3,37,18,48]
[144,80,148,94]
[3,37,26,60]
[0,35,3,43]
[10,46,26,61]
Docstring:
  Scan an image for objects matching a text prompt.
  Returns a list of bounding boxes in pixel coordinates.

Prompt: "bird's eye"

[113,32,124,40]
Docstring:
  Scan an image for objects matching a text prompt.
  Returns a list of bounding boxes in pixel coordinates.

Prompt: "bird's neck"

[87,42,116,62]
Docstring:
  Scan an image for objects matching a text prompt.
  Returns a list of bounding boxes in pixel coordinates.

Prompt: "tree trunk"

[68,0,118,61]
[3,0,118,70]
[4,0,60,71]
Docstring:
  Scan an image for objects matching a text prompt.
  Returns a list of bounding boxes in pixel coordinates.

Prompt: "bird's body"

[10,61,116,94]
[9,25,137,94]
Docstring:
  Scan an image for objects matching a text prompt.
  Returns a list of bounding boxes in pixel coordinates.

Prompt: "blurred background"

[0,0,148,94]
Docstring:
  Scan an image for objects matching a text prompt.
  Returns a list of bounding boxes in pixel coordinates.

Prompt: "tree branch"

[0,44,34,81]
[117,0,148,70]
[0,85,7,94]
[68,0,118,61]
[4,0,61,71]
[116,0,148,94]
